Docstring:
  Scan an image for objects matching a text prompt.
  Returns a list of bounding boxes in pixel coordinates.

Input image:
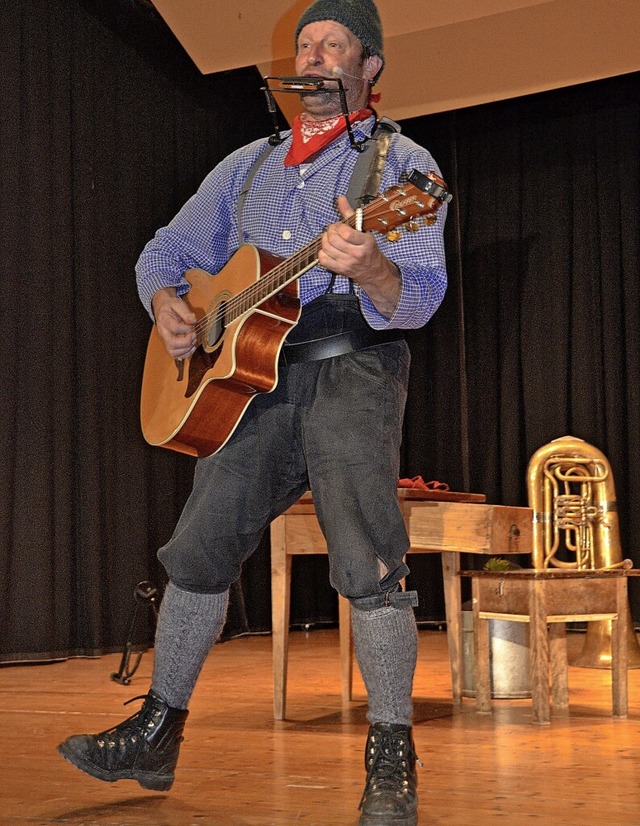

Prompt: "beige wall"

[152,0,640,123]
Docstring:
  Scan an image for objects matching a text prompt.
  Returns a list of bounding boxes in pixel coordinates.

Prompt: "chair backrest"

[526,435,624,571]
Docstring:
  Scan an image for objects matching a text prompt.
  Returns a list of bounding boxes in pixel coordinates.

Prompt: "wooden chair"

[459,568,640,724]
[526,436,640,669]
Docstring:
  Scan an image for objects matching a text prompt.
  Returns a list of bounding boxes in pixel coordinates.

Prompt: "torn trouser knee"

[349,584,419,612]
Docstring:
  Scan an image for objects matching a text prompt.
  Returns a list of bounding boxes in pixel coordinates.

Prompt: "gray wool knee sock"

[151,581,229,710]
[350,604,418,727]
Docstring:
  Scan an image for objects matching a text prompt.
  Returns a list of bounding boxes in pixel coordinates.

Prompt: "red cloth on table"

[397,476,450,491]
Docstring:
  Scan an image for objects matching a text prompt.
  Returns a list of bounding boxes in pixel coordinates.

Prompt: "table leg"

[441,551,463,703]
[338,596,353,702]
[271,515,292,720]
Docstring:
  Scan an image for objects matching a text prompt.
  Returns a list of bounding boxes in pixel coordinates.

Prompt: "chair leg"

[472,581,492,713]
[529,580,550,725]
[474,618,492,713]
[612,578,629,718]
[549,622,569,709]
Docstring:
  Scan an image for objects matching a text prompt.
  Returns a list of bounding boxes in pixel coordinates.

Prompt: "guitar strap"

[345,116,400,209]
[236,116,401,238]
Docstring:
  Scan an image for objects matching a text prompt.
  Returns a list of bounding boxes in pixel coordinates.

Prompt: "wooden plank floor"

[1,629,640,825]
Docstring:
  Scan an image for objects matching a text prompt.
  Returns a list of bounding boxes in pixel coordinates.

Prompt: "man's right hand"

[151,287,197,360]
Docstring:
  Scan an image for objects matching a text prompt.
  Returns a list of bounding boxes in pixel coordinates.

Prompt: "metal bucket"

[462,609,531,699]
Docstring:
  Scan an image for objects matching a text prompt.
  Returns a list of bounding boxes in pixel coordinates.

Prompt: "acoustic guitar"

[140,169,451,458]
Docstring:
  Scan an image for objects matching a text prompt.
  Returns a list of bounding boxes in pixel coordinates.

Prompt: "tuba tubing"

[527,436,623,570]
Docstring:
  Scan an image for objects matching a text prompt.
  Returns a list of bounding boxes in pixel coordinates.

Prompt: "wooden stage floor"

[1,629,640,825]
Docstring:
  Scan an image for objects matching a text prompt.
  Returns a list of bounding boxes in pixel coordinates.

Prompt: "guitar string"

[190,205,389,339]
[190,235,324,341]
[191,215,357,339]
[189,185,429,344]
[190,194,430,343]
[190,212,357,342]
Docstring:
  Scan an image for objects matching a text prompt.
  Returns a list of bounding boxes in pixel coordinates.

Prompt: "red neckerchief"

[284,108,372,167]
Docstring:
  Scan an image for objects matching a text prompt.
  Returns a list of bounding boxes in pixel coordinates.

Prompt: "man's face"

[295,20,381,120]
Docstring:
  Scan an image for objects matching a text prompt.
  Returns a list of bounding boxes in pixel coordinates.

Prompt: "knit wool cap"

[295,0,384,78]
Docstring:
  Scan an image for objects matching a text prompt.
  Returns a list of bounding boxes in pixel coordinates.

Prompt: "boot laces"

[96,694,162,748]
[358,728,416,811]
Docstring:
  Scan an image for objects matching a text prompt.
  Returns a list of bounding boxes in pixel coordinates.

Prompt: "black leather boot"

[358,723,419,826]
[57,693,188,791]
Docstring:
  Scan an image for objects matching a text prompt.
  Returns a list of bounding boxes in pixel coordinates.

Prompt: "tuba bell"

[527,435,640,668]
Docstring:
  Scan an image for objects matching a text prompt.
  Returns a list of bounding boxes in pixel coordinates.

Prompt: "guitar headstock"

[360,170,452,241]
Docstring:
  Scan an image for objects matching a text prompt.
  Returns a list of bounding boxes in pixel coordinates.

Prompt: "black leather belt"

[281,328,405,365]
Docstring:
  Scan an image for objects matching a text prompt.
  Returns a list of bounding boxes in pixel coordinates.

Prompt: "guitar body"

[140,244,301,458]
[140,169,452,458]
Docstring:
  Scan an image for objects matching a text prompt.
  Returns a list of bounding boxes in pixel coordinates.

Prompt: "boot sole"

[57,743,174,791]
[359,813,418,826]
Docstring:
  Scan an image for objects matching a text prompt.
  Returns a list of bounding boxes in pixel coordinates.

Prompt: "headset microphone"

[332,66,365,82]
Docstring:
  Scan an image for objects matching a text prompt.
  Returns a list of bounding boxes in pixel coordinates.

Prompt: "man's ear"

[363,54,383,82]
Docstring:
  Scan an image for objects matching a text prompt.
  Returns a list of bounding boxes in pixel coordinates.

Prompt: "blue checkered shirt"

[136,116,448,330]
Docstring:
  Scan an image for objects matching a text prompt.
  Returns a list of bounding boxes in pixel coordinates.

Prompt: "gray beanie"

[295,0,384,78]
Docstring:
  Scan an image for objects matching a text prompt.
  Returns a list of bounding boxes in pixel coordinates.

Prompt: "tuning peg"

[386,230,402,242]
[422,214,437,226]
[406,221,421,233]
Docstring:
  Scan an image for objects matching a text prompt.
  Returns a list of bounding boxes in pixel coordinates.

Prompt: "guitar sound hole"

[206,302,226,349]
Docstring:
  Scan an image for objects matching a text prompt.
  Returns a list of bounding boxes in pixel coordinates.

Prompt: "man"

[57,1,448,824]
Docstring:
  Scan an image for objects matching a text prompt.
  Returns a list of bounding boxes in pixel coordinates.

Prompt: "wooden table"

[270,489,533,719]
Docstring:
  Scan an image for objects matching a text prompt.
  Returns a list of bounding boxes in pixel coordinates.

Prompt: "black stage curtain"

[1,0,639,662]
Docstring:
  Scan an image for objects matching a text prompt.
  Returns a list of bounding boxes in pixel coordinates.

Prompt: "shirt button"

[297,181,305,189]
[282,230,292,240]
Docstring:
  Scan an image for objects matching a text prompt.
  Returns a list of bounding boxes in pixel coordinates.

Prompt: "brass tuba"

[527,435,640,667]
